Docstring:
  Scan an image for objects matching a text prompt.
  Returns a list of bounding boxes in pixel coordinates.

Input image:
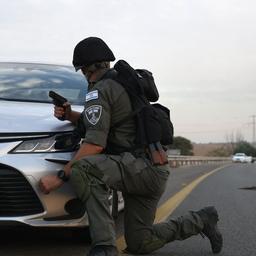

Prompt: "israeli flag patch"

[86,90,98,102]
[85,105,102,125]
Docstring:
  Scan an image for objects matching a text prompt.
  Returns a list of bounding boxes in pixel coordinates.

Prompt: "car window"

[0,63,87,105]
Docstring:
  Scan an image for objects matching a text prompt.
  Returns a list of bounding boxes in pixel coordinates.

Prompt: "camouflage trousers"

[70,152,204,254]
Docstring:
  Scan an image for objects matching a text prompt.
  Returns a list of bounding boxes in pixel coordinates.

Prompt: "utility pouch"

[148,142,168,166]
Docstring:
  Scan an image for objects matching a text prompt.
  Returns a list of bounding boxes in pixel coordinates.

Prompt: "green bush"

[233,141,256,157]
[169,136,193,155]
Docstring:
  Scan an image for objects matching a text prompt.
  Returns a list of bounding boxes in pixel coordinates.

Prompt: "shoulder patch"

[86,90,98,102]
[85,105,102,125]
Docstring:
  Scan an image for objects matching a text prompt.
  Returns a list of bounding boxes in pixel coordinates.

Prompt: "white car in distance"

[232,153,253,163]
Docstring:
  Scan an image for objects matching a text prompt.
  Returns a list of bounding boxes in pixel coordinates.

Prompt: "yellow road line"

[116,165,228,251]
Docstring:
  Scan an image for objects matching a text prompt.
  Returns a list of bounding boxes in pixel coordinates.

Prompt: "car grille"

[0,165,44,217]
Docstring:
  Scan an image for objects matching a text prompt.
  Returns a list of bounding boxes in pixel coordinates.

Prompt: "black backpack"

[110,60,174,148]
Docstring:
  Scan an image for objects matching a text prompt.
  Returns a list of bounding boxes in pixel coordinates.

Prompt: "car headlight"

[11,136,58,153]
[10,132,81,154]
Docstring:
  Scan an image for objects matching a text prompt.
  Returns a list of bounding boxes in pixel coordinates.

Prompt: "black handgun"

[49,91,68,120]
[49,90,67,106]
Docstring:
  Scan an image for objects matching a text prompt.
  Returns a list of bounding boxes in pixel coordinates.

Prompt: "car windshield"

[235,153,245,156]
[0,63,87,105]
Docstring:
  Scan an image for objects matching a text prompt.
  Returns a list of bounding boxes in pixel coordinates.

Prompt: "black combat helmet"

[73,37,115,71]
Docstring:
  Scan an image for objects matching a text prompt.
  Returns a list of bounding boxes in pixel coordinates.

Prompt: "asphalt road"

[1,163,255,256]
[157,163,256,256]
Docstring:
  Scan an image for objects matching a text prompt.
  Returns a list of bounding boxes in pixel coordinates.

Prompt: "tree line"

[168,136,256,157]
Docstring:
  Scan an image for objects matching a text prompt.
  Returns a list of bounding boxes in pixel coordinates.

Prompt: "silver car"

[0,62,123,228]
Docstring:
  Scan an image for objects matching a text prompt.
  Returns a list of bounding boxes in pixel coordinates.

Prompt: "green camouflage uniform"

[70,70,204,253]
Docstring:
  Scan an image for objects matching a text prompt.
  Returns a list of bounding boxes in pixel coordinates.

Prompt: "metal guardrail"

[168,155,231,168]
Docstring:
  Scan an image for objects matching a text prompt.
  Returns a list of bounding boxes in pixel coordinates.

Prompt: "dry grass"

[193,143,229,156]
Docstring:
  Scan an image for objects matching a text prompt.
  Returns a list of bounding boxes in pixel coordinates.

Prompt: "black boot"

[88,245,119,256]
[196,206,223,254]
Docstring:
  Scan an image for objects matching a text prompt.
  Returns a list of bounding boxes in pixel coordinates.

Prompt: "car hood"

[0,101,82,133]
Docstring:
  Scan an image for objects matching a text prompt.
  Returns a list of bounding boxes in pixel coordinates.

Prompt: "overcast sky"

[1,0,255,143]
